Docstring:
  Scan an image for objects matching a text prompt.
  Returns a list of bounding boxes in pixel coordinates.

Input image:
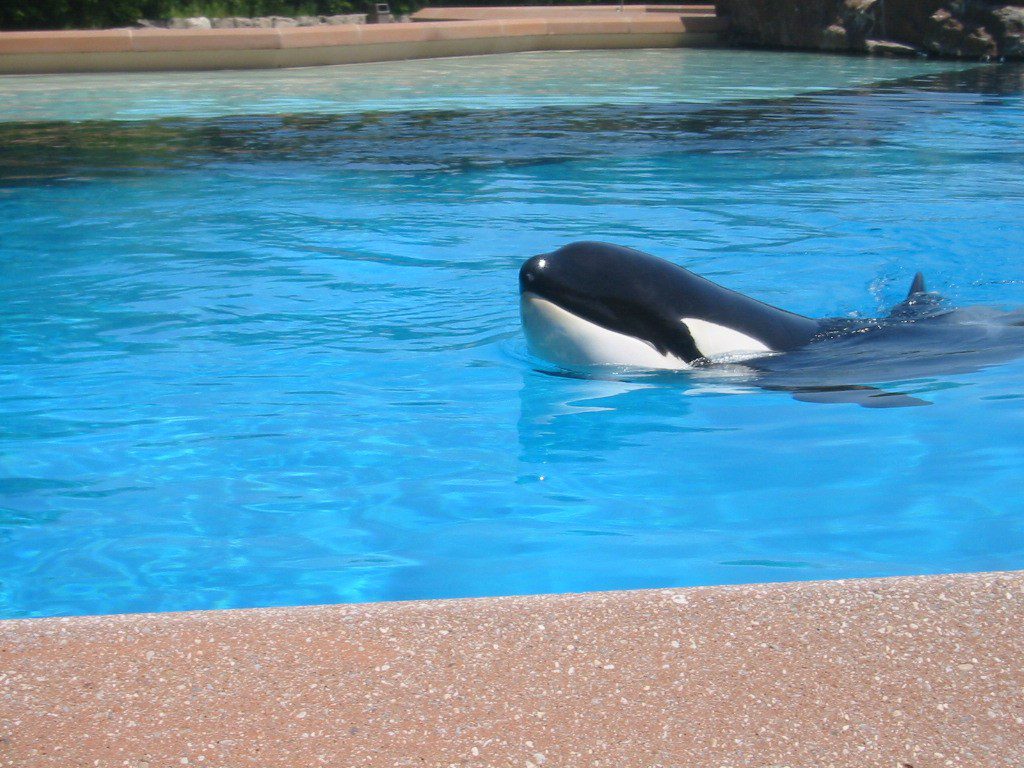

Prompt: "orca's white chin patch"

[520,292,691,371]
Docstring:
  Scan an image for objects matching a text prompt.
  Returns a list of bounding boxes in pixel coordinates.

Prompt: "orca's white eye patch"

[681,317,771,359]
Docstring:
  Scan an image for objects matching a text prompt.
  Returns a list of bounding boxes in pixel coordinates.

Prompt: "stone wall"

[716,0,1024,59]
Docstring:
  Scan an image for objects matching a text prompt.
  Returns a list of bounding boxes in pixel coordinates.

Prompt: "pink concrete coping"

[644,14,724,32]
[411,5,716,21]
[131,27,282,52]
[0,8,724,59]
[276,24,364,49]
[543,17,655,35]
[2,570,1023,766]
[0,28,133,54]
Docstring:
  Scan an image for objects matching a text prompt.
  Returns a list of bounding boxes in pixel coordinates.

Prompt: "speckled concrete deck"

[2,571,1022,766]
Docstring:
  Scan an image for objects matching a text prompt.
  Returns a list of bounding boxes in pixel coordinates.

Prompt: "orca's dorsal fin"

[907,272,927,298]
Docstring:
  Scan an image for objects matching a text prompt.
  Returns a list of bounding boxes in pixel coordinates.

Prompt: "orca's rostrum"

[519,241,1024,408]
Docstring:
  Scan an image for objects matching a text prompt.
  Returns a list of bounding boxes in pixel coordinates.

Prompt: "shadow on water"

[515,370,711,465]
[1,63,1021,187]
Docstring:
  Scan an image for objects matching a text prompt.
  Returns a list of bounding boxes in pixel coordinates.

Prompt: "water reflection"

[0,48,977,123]
[2,63,1020,187]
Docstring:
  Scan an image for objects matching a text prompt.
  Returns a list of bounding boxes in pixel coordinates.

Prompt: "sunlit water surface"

[1,50,1023,618]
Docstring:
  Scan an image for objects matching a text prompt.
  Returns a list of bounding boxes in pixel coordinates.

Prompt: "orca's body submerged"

[519,242,1024,408]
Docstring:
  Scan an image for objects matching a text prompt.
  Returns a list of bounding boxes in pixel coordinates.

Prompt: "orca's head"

[518,241,701,370]
[519,241,785,371]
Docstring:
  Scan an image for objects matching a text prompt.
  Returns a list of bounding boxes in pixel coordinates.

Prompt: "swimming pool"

[2,50,1023,619]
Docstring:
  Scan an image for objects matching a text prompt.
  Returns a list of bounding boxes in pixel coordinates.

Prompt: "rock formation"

[138,14,371,30]
[716,0,1024,59]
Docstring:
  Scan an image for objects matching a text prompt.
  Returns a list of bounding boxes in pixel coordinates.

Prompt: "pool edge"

[0,9,726,75]
[3,569,1022,765]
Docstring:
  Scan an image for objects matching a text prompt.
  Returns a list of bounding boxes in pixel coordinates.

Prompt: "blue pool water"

[1,50,1023,619]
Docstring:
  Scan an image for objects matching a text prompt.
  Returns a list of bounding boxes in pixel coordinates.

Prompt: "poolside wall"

[2,571,1023,766]
[0,7,724,75]
[717,0,1024,59]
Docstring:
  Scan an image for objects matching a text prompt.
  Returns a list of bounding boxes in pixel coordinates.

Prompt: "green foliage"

[0,0,162,29]
[0,0,643,30]
[0,0,369,29]
[158,0,360,18]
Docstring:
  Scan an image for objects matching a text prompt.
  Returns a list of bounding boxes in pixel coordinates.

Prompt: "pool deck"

[2,570,1022,766]
[0,5,723,75]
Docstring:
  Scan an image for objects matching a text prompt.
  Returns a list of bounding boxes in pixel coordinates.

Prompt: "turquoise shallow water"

[1,50,1023,619]
[0,49,973,122]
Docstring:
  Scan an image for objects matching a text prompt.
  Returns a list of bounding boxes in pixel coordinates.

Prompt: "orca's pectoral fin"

[766,384,931,409]
[907,272,927,298]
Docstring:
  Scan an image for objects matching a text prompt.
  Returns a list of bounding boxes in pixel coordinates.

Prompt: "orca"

[519,241,1024,407]
[519,241,821,369]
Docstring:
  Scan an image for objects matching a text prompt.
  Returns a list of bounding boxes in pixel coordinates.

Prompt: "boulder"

[269,16,298,28]
[717,0,856,48]
[841,0,879,38]
[168,16,212,29]
[821,23,850,50]
[864,38,920,56]
[989,5,1024,57]
[296,15,320,26]
[322,14,366,25]
[709,0,1021,59]
[925,8,997,58]
[964,25,999,57]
